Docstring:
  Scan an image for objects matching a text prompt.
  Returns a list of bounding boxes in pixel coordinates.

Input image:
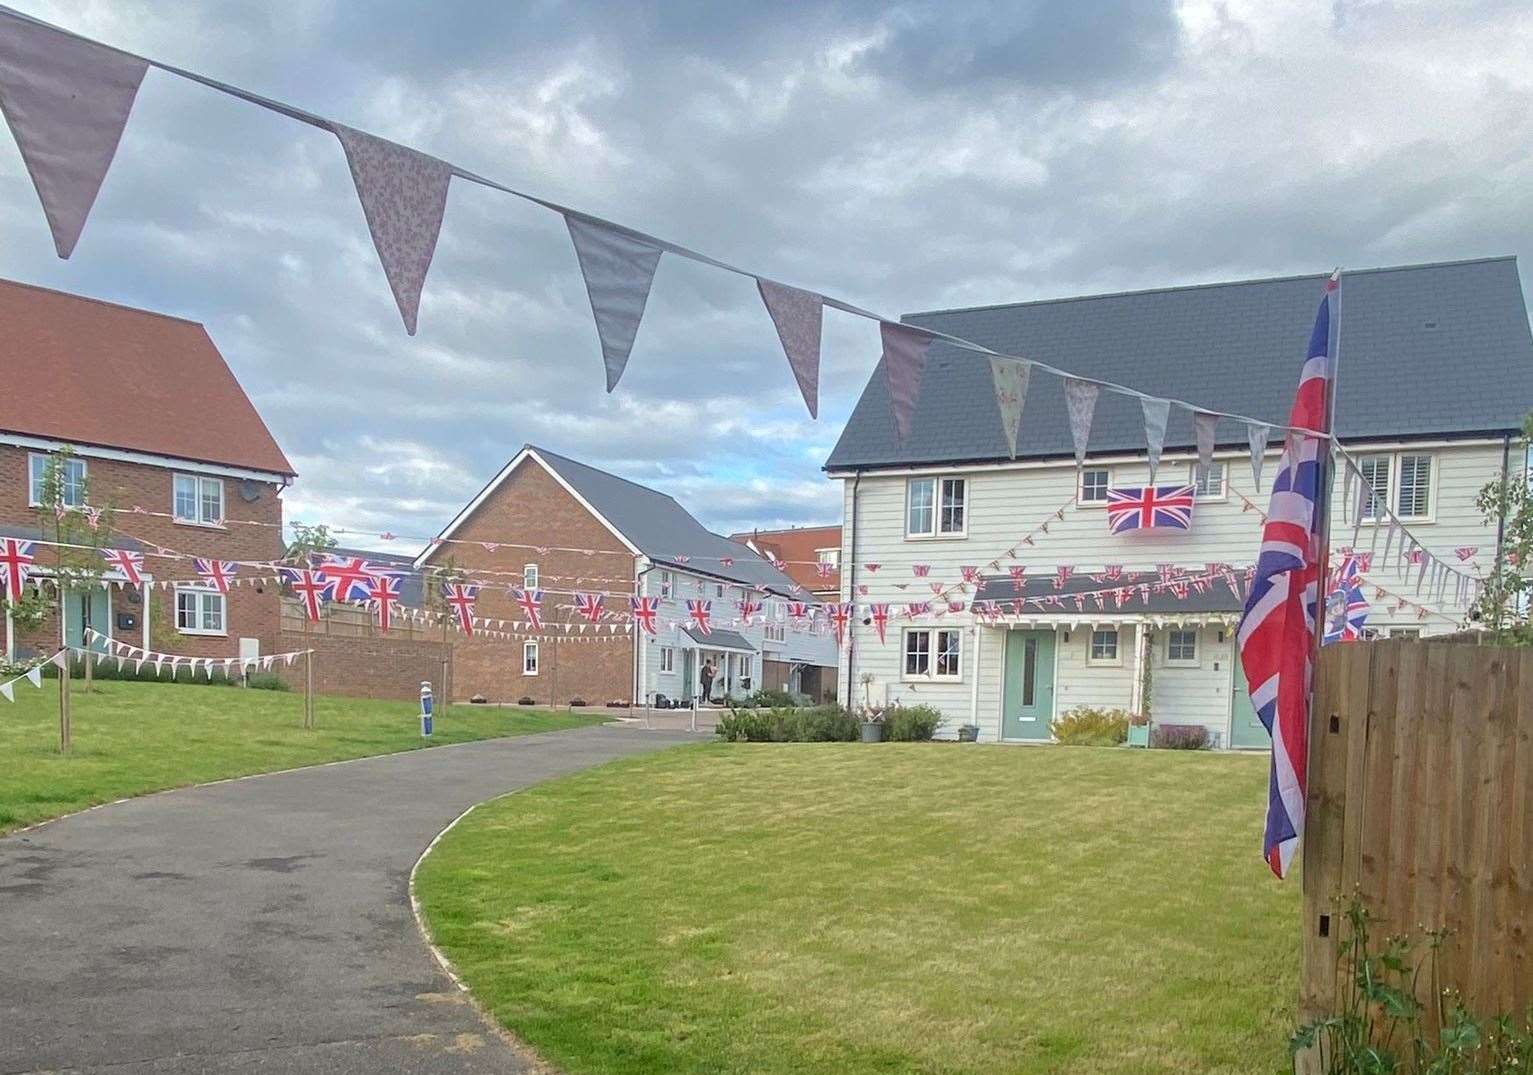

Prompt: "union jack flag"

[816,561,834,579]
[737,599,762,625]
[906,601,928,619]
[828,602,853,644]
[686,599,712,635]
[960,565,980,583]
[1323,554,1370,645]
[1238,271,1337,880]
[912,564,930,577]
[574,592,604,625]
[1008,565,1026,586]
[281,567,329,621]
[194,558,237,595]
[1106,485,1196,534]
[315,555,382,602]
[869,602,891,643]
[102,548,145,586]
[1053,565,1073,589]
[629,595,659,635]
[0,537,36,596]
[443,583,479,636]
[719,556,733,567]
[365,573,402,633]
[865,562,881,573]
[786,601,810,621]
[512,587,543,630]
[1455,546,1479,562]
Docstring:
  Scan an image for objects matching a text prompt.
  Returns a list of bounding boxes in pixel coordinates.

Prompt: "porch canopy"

[970,569,1243,625]
[681,626,756,653]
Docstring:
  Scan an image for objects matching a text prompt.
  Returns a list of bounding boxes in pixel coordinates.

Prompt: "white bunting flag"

[1063,379,1100,467]
[0,16,148,258]
[757,279,823,418]
[989,357,1031,459]
[565,214,663,391]
[1141,397,1170,483]
[0,681,11,703]
[331,124,453,335]
[1246,423,1271,491]
[880,322,933,442]
[1193,411,1219,471]
[26,664,44,688]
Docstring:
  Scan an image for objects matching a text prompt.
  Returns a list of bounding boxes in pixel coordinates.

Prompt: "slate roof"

[681,626,757,652]
[529,448,803,597]
[0,277,295,476]
[826,257,1533,471]
[971,570,1245,616]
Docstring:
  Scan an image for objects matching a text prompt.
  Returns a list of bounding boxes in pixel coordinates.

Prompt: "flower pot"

[957,724,979,742]
[860,721,885,743]
[1127,723,1150,748]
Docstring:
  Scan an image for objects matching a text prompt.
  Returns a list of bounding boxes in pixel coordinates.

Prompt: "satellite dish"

[239,480,262,503]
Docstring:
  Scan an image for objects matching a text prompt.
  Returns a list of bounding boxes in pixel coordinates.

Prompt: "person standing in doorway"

[700,660,715,705]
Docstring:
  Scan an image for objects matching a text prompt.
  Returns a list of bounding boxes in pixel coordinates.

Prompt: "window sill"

[1076,499,1109,509]
[1164,660,1200,670]
[172,518,228,531]
[901,674,963,684]
[177,627,227,637]
[904,531,968,542]
[1085,658,1123,668]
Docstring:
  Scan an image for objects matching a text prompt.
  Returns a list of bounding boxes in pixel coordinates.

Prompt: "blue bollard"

[420,680,434,737]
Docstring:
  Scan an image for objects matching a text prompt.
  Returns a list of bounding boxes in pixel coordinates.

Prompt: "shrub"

[245,672,290,691]
[518,696,536,705]
[1051,706,1130,746]
[1150,724,1211,750]
[715,705,857,742]
[884,704,942,741]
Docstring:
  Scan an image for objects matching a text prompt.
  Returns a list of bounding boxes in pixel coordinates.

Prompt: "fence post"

[58,650,71,754]
[303,649,315,729]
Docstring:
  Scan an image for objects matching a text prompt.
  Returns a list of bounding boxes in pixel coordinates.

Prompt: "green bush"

[884,704,942,741]
[715,705,857,742]
[1050,706,1131,746]
[245,672,291,691]
[1150,724,1211,750]
[732,687,801,710]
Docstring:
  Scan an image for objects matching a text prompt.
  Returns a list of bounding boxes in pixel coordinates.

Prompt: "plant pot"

[1127,723,1150,748]
[957,724,979,742]
[860,721,885,743]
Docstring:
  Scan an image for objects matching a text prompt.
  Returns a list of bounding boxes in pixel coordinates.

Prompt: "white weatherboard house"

[826,258,1533,746]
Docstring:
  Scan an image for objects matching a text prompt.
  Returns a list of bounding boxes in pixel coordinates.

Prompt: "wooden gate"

[1300,640,1532,1025]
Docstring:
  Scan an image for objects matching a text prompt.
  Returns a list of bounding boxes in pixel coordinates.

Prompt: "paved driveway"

[0,724,698,1074]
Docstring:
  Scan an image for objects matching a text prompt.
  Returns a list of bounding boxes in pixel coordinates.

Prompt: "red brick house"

[729,524,842,600]
[0,278,294,664]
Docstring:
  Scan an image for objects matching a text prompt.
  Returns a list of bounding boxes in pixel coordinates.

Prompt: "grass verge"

[0,679,606,834]
[415,743,1299,1075]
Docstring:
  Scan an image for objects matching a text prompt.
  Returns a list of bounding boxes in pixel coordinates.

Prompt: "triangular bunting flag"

[1246,423,1270,491]
[880,321,933,442]
[565,213,663,391]
[757,278,823,418]
[0,681,11,703]
[989,357,1031,459]
[330,123,453,335]
[1140,397,1170,483]
[1063,379,1099,467]
[1193,411,1219,471]
[0,16,148,258]
[26,664,44,687]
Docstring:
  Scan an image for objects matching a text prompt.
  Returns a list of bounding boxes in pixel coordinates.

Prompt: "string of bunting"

[0,648,63,703]
[81,628,310,678]
[0,4,1329,471]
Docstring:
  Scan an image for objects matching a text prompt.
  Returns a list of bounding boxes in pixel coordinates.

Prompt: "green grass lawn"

[0,679,607,834]
[415,744,1301,1075]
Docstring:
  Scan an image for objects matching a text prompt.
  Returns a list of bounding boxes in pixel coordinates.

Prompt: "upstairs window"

[1359,456,1390,522]
[816,548,840,568]
[907,477,966,537]
[1396,454,1433,520]
[1191,461,1225,500]
[1357,452,1434,523]
[659,646,675,673]
[174,474,224,526]
[1079,467,1110,504]
[29,453,87,508]
[523,564,539,589]
[659,570,674,599]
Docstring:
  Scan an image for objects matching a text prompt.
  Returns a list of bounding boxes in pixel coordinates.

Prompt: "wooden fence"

[1300,640,1532,1027]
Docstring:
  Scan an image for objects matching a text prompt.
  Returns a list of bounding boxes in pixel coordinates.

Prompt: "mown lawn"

[416,744,1300,1075]
[0,679,606,834]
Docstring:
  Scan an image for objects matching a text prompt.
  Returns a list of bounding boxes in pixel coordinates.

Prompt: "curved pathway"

[0,723,698,1074]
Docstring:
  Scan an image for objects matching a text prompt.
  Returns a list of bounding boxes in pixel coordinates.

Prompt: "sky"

[2,0,1531,550]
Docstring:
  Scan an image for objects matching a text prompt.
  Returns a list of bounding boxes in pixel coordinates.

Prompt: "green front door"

[1002,630,1055,740]
[63,587,110,652]
[1229,654,1269,749]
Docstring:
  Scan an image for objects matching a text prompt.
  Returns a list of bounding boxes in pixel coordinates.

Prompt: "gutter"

[844,471,860,709]
[633,556,653,708]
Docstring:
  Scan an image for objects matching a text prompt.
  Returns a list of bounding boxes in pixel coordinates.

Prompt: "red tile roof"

[0,278,294,476]
[728,524,842,595]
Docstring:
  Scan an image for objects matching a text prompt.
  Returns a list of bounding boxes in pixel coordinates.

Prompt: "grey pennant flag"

[756,279,823,418]
[332,124,453,335]
[880,322,933,442]
[989,358,1032,459]
[1193,411,1219,471]
[1246,423,1271,491]
[0,16,148,258]
[1141,397,1170,484]
[565,214,663,391]
[1064,379,1100,467]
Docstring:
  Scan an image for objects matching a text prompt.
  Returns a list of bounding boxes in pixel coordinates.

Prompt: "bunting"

[881,321,933,442]
[757,279,823,418]
[989,357,1032,459]
[565,214,663,391]
[1064,379,1099,467]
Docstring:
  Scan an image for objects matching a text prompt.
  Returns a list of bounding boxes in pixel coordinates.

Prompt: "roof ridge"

[0,276,206,327]
[903,255,1518,321]
[526,444,684,506]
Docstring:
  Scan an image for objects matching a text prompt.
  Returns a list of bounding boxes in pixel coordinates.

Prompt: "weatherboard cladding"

[970,571,1244,616]
[825,257,1533,471]
[530,447,800,595]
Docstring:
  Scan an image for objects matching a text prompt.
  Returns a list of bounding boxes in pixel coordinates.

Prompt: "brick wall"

[422,457,636,704]
[276,630,448,701]
[2,444,286,661]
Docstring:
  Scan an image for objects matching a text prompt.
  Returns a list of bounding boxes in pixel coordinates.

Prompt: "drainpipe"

[1490,434,1512,633]
[843,471,861,709]
[633,556,653,711]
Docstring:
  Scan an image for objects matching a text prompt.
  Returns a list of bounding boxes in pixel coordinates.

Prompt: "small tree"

[1468,414,1533,644]
[284,523,339,635]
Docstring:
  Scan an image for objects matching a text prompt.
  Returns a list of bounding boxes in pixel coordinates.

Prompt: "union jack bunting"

[194,558,237,595]
[102,548,145,586]
[960,565,980,583]
[828,602,853,644]
[365,573,402,633]
[816,561,834,579]
[629,595,659,635]
[1407,547,1425,566]
[1455,546,1479,562]
[686,598,712,635]
[912,564,930,577]
[1238,271,1337,880]
[1053,565,1073,589]
[869,602,891,643]
[737,599,762,625]
[281,567,329,621]
[768,557,785,570]
[1104,564,1123,580]
[443,583,479,636]
[864,562,881,573]
[0,537,36,595]
[574,592,604,625]
[674,555,690,564]
[83,506,104,530]
[906,601,928,618]
[1106,485,1196,534]
[786,601,810,621]
[1008,565,1026,584]
[1323,554,1370,645]
[315,555,382,602]
[512,587,543,629]
[718,556,733,567]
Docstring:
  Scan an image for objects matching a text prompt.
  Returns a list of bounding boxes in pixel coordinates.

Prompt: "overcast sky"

[2,0,1531,548]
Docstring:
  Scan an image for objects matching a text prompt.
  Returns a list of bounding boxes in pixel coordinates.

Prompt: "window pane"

[61,459,86,507]
[936,630,960,676]
[1080,469,1109,502]
[1022,638,1037,706]
[524,564,539,589]
[1168,629,1196,662]
[907,479,934,534]
[28,456,45,504]
[199,479,223,523]
[177,592,196,629]
[904,630,930,676]
[940,478,965,533]
[1360,457,1389,519]
[1193,462,1224,498]
[524,642,538,673]
[1397,455,1431,518]
[1091,629,1118,661]
[174,475,198,520]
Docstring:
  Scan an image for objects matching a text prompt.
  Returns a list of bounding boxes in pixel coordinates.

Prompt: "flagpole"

[1311,269,1343,659]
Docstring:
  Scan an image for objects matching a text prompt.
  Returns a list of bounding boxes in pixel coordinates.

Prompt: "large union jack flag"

[194,558,237,595]
[1106,485,1196,534]
[365,573,402,633]
[629,595,659,635]
[102,548,145,586]
[314,555,383,603]
[0,537,35,596]
[280,567,330,622]
[574,592,604,625]
[1238,271,1338,879]
[443,582,479,637]
[1322,554,1370,645]
[685,598,712,635]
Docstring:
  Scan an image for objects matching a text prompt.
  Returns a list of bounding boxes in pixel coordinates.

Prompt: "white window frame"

[1078,466,1112,506]
[738,654,752,682]
[659,646,675,673]
[1357,451,1436,524]
[522,640,539,675]
[902,626,962,682]
[715,582,725,599]
[659,570,674,600]
[523,563,539,589]
[1189,461,1226,501]
[816,548,840,568]
[1387,627,1423,640]
[1165,628,1199,667]
[28,452,87,508]
[1087,628,1121,666]
[173,472,225,527]
[174,585,227,636]
[906,476,967,538]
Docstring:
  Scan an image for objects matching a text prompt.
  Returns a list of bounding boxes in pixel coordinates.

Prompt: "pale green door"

[1002,630,1055,740]
[63,587,110,652]
[1229,654,1269,749]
